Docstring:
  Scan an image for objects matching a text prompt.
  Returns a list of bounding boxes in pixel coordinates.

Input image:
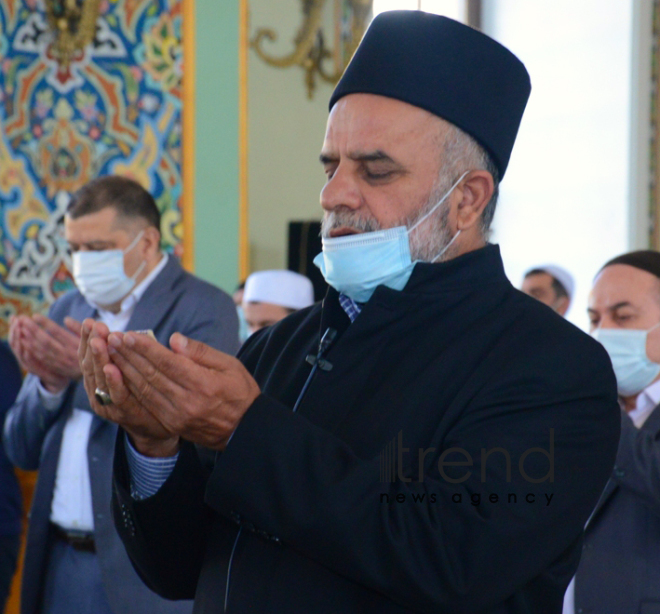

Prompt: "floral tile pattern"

[0,0,184,337]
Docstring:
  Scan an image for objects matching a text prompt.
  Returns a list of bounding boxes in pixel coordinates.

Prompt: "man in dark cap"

[567,250,660,614]
[79,11,619,613]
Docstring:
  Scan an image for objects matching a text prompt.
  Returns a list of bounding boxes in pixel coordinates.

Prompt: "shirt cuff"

[36,380,67,411]
[124,433,179,500]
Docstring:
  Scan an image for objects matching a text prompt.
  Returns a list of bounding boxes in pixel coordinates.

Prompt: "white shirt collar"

[628,376,660,428]
[96,252,169,319]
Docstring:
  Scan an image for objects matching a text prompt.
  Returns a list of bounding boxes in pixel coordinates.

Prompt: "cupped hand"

[105,331,260,451]
[79,319,179,457]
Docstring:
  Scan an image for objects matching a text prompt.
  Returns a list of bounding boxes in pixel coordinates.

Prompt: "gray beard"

[320,179,456,263]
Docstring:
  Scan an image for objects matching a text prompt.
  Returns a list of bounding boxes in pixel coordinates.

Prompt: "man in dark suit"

[0,342,23,611]
[565,250,660,613]
[81,13,620,614]
[4,175,238,614]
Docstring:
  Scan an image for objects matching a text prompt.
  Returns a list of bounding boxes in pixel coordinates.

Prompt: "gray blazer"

[4,256,239,614]
[574,406,660,614]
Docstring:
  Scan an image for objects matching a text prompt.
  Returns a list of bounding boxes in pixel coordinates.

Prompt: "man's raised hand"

[80,319,179,457]
[9,314,83,392]
[105,331,260,452]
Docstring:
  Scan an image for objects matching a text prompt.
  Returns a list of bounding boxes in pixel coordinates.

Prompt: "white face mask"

[72,230,146,307]
[593,323,660,397]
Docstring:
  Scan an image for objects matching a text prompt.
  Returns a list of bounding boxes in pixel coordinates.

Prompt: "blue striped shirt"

[338,293,362,322]
[125,434,178,500]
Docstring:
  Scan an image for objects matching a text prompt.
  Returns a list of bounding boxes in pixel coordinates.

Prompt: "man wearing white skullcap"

[521,264,575,316]
[242,270,315,335]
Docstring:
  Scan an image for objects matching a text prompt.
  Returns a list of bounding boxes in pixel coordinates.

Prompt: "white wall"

[482,0,633,330]
[374,0,464,19]
[628,0,654,251]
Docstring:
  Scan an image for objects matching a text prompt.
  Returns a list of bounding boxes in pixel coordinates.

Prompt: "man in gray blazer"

[4,175,239,614]
[566,249,660,613]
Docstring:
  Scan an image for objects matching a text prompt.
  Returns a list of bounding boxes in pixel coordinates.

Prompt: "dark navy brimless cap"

[329,11,531,179]
[601,251,660,280]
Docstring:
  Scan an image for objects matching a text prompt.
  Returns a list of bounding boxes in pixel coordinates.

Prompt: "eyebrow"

[319,150,400,165]
[609,301,634,311]
[68,240,114,248]
[587,302,634,315]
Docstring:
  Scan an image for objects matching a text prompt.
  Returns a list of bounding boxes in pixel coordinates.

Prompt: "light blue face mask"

[236,305,250,345]
[313,171,469,303]
[593,323,660,397]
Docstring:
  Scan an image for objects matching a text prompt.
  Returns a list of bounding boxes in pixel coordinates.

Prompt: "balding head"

[589,264,660,333]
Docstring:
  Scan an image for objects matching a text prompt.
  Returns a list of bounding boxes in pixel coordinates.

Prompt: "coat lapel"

[584,479,618,529]
[586,402,660,529]
[125,256,186,340]
[70,299,96,411]
[71,298,96,323]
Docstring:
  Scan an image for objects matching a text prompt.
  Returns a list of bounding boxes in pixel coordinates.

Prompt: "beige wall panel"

[247,0,335,274]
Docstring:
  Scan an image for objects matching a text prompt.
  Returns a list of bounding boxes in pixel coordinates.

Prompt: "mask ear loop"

[408,170,471,234]
[123,229,145,254]
[409,171,470,264]
[129,260,148,282]
[408,171,470,263]
[431,229,462,263]
[642,323,660,367]
[123,229,147,281]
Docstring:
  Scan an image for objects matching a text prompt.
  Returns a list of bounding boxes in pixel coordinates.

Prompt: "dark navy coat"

[113,244,620,614]
[574,406,660,613]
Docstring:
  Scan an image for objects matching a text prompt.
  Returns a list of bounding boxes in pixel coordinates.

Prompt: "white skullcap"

[243,270,315,310]
[531,264,575,300]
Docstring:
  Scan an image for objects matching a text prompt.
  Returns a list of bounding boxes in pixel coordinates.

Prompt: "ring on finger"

[94,388,113,406]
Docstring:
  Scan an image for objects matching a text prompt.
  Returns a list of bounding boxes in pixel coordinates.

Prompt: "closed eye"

[364,170,394,180]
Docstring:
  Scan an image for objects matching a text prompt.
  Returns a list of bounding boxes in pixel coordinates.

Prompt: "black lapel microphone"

[305,327,337,372]
[293,328,337,413]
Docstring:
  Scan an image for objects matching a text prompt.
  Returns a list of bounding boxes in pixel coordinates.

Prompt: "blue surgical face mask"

[313,171,469,303]
[236,305,250,344]
[593,323,660,397]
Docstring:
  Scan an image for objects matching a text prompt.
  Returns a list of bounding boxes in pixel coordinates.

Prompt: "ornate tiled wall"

[0,0,184,336]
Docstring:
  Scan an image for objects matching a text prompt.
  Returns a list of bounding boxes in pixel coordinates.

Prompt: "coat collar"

[369,242,510,310]
[402,243,508,296]
[320,243,510,343]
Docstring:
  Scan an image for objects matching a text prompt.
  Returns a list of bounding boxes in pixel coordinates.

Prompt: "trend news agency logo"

[379,430,555,507]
